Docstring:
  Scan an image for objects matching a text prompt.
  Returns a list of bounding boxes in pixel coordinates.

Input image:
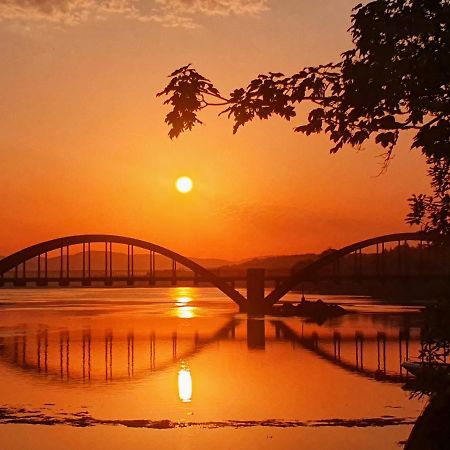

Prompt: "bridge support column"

[245,268,266,316]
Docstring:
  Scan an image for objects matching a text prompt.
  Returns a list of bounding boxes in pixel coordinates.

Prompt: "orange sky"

[0,0,430,260]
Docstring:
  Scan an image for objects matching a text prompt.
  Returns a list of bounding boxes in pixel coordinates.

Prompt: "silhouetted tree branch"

[158,0,450,233]
[407,156,450,234]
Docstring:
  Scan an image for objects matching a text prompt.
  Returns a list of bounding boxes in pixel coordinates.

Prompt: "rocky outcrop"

[268,298,347,319]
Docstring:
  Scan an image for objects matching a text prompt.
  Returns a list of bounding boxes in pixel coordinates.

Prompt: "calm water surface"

[0,288,428,449]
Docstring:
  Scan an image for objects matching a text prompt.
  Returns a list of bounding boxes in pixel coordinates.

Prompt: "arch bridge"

[0,235,246,307]
[264,231,445,306]
[0,232,446,310]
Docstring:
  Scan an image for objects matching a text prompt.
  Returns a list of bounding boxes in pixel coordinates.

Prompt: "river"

[0,288,428,449]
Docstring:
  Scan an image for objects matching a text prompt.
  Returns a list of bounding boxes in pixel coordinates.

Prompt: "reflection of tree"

[405,394,450,450]
[405,305,450,450]
[419,304,450,366]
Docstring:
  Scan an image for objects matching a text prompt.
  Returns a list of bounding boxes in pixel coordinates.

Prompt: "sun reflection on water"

[177,306,196,319]
[178,364,192,403]
[176,296,192,306]
[173,287,197,318]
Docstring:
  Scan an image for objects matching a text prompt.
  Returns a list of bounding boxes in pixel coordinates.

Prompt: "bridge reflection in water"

[0,318,421,391]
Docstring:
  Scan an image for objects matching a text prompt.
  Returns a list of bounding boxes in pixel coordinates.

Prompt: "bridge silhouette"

[0,232,446,312]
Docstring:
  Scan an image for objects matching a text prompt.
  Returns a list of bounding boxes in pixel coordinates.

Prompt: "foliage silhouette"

[158,0,450,234]
[404,304,450,450]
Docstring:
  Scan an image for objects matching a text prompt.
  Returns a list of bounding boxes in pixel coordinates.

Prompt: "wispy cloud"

[155,0,269,17]
[0,0,269,27]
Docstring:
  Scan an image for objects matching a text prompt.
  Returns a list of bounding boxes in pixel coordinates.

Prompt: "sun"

[175,176,193,193]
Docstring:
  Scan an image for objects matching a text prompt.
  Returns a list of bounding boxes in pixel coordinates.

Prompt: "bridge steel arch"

[264,231,439,306]
[0,235,246,307]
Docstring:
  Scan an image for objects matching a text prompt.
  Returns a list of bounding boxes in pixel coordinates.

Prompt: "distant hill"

[6,251,231,273]
[0,250,320,274]
[217,254,318,273]
[190,257,232,268]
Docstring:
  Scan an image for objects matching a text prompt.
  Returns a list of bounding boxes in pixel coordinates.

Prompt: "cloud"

[0,0,269,27]
[155,0,269,17]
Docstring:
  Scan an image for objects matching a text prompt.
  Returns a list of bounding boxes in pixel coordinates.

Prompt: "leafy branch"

[158,0,450,234]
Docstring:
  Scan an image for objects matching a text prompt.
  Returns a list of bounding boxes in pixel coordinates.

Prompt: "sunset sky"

[0,0,430,260]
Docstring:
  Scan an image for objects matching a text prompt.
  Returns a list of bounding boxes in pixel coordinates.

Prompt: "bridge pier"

[243,268,266,316]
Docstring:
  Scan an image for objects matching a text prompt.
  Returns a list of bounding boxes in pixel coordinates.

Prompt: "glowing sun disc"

[176,176,193,193]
